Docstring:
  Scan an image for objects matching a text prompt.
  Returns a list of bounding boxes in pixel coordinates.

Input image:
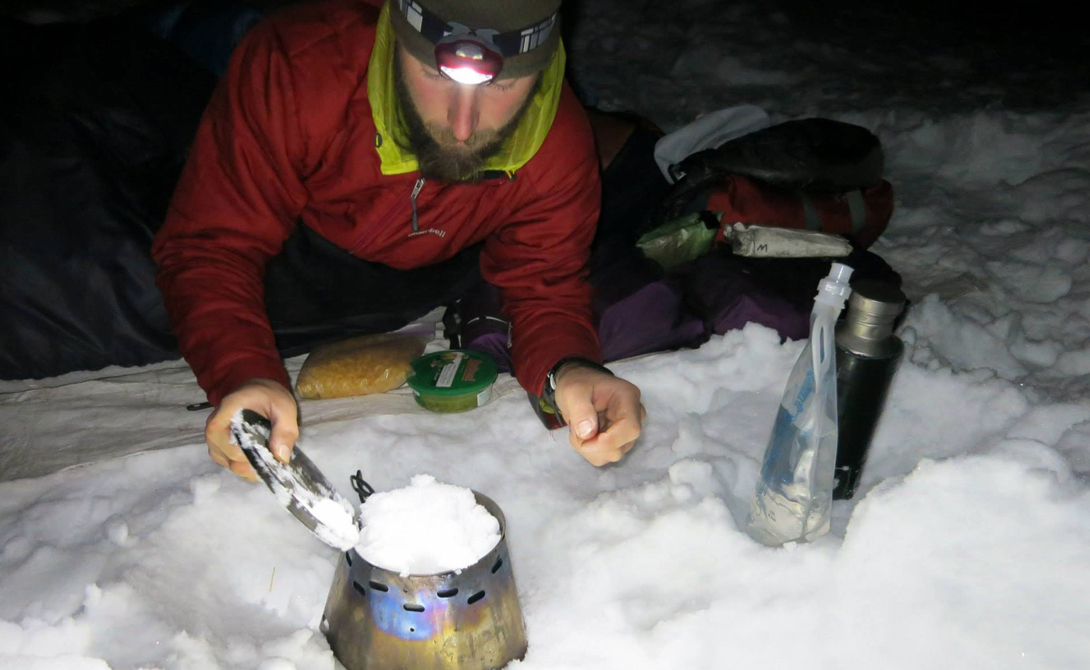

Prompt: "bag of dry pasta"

[295,329,431,400]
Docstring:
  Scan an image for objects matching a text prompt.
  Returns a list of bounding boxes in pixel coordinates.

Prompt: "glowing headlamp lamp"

[434,32,504,85]
[394,0,557,87]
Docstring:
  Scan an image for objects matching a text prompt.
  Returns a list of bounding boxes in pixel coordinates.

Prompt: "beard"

[393,52,539,183]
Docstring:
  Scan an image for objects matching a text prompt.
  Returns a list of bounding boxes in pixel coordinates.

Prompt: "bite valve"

[815,262,854,309]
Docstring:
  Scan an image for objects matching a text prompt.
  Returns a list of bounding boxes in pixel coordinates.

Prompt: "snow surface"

[355,475,501,576]
[3,1,1090,669]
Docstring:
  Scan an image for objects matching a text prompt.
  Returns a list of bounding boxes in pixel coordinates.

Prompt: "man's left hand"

[553,364,646,466]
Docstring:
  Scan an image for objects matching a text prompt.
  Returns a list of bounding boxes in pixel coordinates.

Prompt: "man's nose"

[447,85,479,143]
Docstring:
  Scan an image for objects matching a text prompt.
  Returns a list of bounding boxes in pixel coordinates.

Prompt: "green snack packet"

[635,212,720,269]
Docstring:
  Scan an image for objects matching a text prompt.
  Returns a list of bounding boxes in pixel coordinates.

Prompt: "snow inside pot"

[321,476,527,670]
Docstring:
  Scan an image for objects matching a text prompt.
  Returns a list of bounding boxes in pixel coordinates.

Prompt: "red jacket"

[152,0,602,406]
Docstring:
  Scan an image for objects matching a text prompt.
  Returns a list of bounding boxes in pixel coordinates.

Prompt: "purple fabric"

[456,271,710,370]
[595,281,708,362]
[455,248,865,371]
[682,253,811,341]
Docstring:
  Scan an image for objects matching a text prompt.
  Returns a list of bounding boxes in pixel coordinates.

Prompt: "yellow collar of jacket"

[367,3,566,177]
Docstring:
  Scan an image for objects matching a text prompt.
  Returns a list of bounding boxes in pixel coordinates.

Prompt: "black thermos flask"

[833,280,907,500]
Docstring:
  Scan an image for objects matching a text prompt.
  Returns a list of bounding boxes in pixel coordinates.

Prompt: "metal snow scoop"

[230,409,362,551]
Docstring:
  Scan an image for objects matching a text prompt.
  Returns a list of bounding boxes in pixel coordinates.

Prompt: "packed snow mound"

[355,475,501,576]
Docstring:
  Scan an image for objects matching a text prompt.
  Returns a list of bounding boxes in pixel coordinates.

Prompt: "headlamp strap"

[395,0,557,57]
[444,22,499,46]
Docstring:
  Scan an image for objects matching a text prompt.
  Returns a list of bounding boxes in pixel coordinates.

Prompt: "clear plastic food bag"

[295,330,431,400]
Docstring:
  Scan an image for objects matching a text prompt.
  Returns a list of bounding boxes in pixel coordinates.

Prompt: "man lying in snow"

[151,0,646,476]
[0,0,897,478]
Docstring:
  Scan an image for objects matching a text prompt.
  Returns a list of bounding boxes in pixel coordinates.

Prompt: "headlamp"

[434,31,504,85]
[393,0,558,86]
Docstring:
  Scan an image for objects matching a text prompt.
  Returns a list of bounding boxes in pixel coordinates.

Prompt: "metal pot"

[321,492,527,670]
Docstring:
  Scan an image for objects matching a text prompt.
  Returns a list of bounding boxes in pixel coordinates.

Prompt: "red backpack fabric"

[707,175,894,250]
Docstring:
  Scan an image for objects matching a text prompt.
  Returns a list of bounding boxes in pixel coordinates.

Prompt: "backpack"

[652,118,894,249]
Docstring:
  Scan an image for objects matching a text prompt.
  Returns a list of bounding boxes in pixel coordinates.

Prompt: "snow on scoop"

[230,409,361,551]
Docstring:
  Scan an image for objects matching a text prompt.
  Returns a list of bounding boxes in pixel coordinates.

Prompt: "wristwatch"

[539,356,614,427]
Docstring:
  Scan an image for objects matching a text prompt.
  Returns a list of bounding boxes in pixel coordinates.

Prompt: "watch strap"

[539,356,613,426]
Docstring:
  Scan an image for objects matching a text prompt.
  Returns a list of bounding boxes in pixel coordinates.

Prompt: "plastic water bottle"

[746,263,853,546]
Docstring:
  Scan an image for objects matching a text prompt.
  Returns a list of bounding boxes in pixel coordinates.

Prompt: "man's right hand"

[205,378,299,482]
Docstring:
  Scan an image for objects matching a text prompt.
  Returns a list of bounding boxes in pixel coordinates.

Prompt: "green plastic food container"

[407,350,498,413]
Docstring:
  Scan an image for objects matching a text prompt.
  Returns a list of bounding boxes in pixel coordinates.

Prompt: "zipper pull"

[410,177,425,233]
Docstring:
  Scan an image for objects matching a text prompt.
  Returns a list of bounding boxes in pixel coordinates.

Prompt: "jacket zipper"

[410,177,425,233]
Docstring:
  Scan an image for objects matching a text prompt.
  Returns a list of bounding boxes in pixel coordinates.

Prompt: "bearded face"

[393,46,541,183]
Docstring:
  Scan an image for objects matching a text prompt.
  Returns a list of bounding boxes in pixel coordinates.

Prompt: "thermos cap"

[847,280,906,320]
